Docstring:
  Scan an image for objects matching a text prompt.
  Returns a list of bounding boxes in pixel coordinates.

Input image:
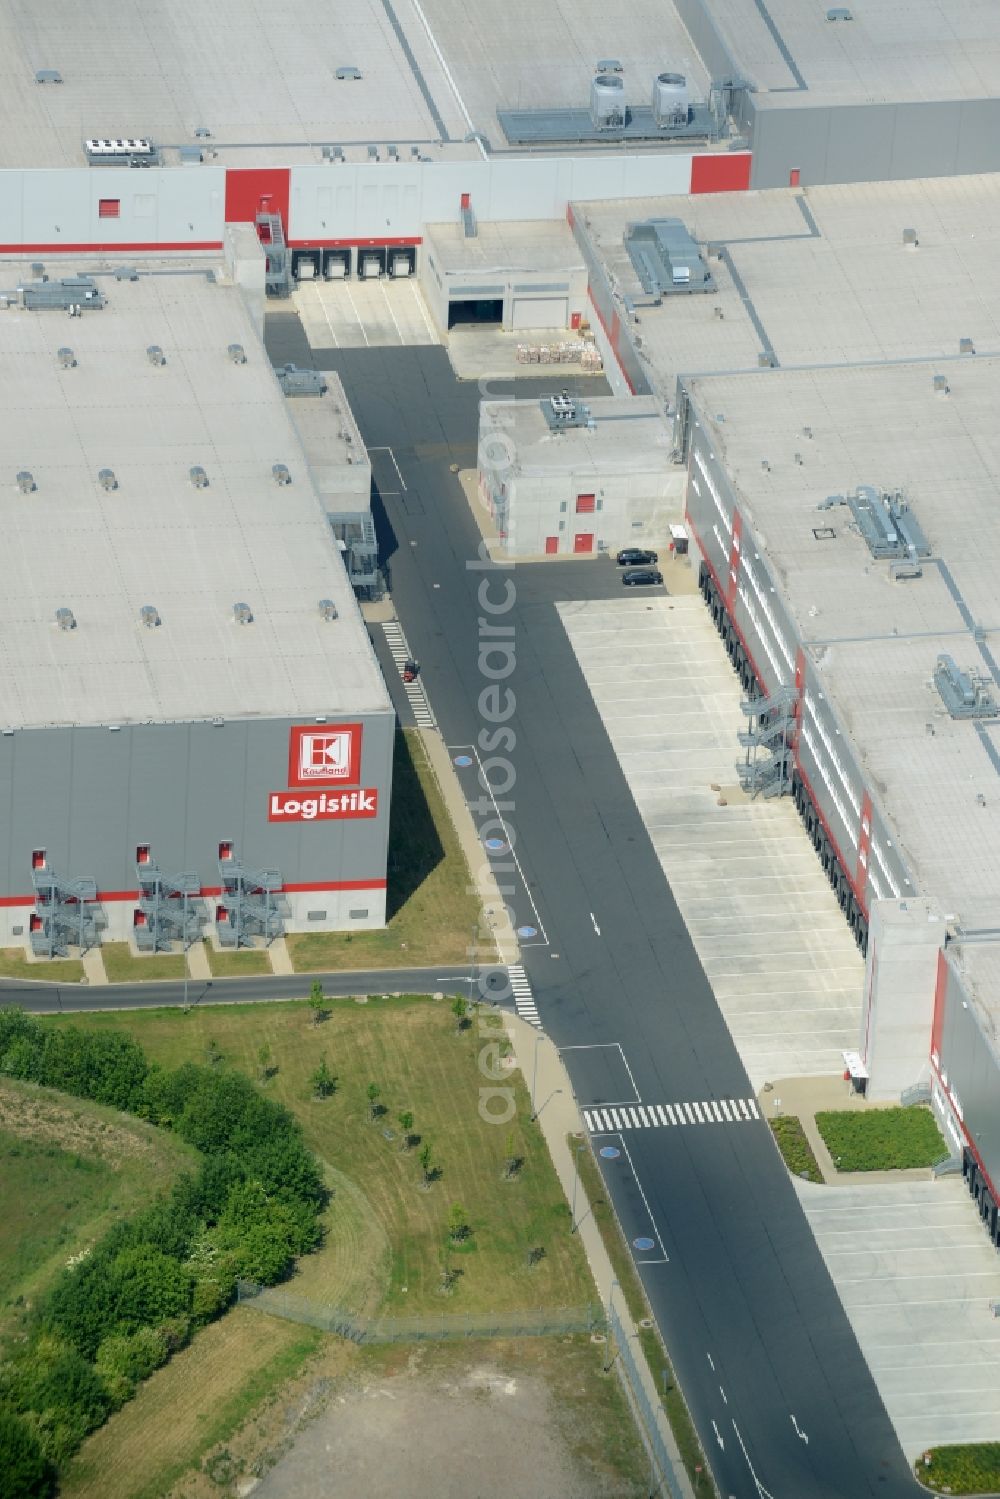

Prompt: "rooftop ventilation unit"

[16,471,35,494]
[934,655,998,720]
[179,146,203,165]
[189,465,209,489]
[98,468,117,491]
[275,364,327,397]
[57,346,76,368]
[55,608,76,631]
[146,344,165,366]
[35,69,63,84]
[902,228,918,248]
[18,276,105,311]
[233,602,253,625]
[652,72,689,127]
[541,392,592,430]
[818,485,930,561]
[139,605,161,628]
[590,73,626,131]
[272,463,291,485]
[193,126,212,138]
[227,343,247,364]
[318,598,338,621]
[625,218,714,295]
[113,266,138,281]
[960,338,975,354]
[84,138,159,167]
[595,58,624,74]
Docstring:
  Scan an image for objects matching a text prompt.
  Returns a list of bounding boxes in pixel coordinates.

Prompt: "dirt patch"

[0,1081,159,1168]
[174,1338,646,1499]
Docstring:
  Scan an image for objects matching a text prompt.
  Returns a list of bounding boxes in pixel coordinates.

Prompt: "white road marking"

[452,740,548,943]
[733,1421,778,1499]
[590,911,601,936]
[343,278,370,346]
[409,278,438,341]
[581,1099,762,1133]
[379,278,404,344]
[791,1414,809,1444]
[712,1419,725,1451]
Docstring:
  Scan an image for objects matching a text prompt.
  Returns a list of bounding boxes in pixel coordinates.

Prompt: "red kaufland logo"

[288,723,362,786]
[269,789,378,822]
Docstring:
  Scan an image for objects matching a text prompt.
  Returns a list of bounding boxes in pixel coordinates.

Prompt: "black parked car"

[616,547,658,566]
[622,567,664,587]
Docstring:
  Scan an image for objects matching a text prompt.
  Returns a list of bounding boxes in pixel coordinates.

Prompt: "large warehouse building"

[0,258,394,955]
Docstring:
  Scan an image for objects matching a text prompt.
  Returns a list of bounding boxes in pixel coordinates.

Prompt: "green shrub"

[816,1106,948,1171]
[917,1441,1000,1493]
[768,1116,823,1181]
[0,1408,56,1498]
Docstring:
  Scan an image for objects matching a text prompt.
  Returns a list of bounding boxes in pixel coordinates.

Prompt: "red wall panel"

[690,153,752,194]
[224,168,291,228]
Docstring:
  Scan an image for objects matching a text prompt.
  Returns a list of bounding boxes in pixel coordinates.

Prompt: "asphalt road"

[4,966,503,1014]
[266,332,922,1499]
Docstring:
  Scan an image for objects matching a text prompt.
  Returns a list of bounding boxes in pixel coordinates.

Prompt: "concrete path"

[559,593,864,1085]
[81,947,106,985]
[505,1012,696,1499]
[186,941,212,981]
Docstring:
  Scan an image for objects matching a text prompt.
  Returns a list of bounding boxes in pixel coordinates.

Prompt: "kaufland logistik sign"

[269,725,378,822]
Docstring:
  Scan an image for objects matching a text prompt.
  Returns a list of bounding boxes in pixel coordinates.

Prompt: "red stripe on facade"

[0,242,223,254]
[287,236,421,249]
[224,167,291,229]
[726,509,742,610]
[565,202,576,230]
[856,792,873,899]
[929,1054,997,1203]
[0,879,387,909]
[930,947,948,1061]
[690,153,752,194]
[792,757,867,915]
[684,511,766,693]
[587,288,636,395]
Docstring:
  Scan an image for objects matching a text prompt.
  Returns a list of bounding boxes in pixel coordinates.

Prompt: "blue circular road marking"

[599,1146,621,1160]
[453,754,473,767]
[484,837,506,851]
[633,1236,655,1251]
[517,925,537,939]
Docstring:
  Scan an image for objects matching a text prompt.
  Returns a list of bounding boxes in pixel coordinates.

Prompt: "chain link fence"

[607,1295,687,1499]
[237,1281,604,1345]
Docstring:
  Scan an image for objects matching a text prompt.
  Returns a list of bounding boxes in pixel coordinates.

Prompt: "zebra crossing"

[583,1097,760,1133]
[506,964,540,1027]
[382,621,435,728]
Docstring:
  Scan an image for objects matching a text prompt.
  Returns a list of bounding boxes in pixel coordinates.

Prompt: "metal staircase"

[216,848,285,948]
[135,860,203,951]
[30,864,100,956]
[255,210,292,298]
[737,685,797,799]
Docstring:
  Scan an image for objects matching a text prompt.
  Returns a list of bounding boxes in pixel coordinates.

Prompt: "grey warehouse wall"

[749,97,1000,188]
[0,712,395,902]
[938,953,1000,1197]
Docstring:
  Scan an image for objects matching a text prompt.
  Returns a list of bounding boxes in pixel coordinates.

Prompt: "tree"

[451,996,469,1034]
[397,1110,414,1151]
[502,1132,523,1182]
[447,1203,470,1243]
[418,1142,434,1188]
[311,1058,336,1099]
[0,1409,56,1498]
[366,1082,381,1122]
[256,1042,272,1084]
[308,982,326,1026]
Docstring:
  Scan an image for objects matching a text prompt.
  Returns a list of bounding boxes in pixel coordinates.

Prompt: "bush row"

[0,1008,327,1495]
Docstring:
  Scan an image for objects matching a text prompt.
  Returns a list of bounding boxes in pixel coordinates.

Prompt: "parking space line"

[379,279,404,344]
[343,280,370,346]
[410,279,437,341]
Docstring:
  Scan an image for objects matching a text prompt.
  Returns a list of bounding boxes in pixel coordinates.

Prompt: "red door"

[574,533,594,554]
[545,536,559,554]
[789,168,801,187]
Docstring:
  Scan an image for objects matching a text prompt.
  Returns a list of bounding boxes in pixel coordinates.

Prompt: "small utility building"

[420,220,587,333]
[477,393,682,556]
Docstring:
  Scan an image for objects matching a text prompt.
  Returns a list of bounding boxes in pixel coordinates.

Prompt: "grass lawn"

[916,1442,1000,1494]
[60,1308,323,1499]
[42,998,595,1318]
[204,943,272,977]
[769,1115,824,1181]
[816,1106,948,1172]
[287,729,486,972]
[0,947,84,983]
[101,943,186,983]
[0,1077,198,1343]
[574,1139,712,1494]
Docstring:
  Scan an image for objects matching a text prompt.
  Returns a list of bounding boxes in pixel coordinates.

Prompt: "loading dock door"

[511,297,568,330]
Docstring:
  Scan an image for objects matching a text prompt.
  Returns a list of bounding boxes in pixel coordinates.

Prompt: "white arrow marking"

[732,1422,778,1499]
[590,912,601,936]
[712,1420,725,1452]
[791,1414,809,1444]
[720,1385,728,1405]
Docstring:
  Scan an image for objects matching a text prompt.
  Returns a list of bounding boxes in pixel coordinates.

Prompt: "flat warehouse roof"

[0,260,391,728]
[424,220,583,277]
[707,0,1000,104]
[685,357,1000,936]
[579,175,1000,394]
[481,395,670,475]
